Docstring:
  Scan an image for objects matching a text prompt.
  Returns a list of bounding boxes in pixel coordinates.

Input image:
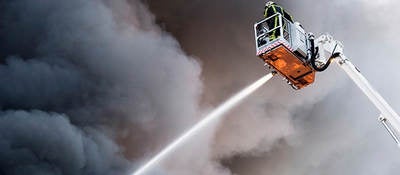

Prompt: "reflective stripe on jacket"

[264,5,294,23]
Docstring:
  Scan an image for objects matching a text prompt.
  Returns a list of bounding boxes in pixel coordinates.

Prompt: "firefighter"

[264,1,294,40]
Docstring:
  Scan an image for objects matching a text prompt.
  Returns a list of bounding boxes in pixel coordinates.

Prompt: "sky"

[0,0,400,175]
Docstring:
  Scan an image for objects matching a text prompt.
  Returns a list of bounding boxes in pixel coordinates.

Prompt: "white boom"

[316,34,400,147]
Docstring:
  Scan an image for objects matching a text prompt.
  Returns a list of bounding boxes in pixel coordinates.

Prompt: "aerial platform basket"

[254,13,315,89]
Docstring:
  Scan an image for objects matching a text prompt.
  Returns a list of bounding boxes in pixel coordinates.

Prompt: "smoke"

[0,0,203,174]
[0,110,128,175]
[145,0,400,175]
[2,0,400,175]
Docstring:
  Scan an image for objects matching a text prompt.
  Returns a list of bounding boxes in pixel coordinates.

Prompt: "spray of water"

[132,73,275,175]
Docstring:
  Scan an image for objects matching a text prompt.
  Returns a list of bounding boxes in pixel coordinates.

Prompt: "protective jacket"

[264,4,294,39]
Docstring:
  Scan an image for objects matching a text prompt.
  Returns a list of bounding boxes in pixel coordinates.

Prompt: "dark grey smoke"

[0,110,128,175]
[0,0,202,174]
[145,0,400,175]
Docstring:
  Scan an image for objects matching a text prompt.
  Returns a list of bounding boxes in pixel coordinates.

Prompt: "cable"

[309,38,338,72]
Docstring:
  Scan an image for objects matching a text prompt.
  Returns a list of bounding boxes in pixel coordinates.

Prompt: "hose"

[309,37,338,72]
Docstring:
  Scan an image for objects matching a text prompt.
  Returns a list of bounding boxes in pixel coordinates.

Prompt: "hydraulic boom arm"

[316,35,400,147]
[336,56,400,146]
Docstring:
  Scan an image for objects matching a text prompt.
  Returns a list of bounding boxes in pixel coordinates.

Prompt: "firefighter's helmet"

[265,1,276,8]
